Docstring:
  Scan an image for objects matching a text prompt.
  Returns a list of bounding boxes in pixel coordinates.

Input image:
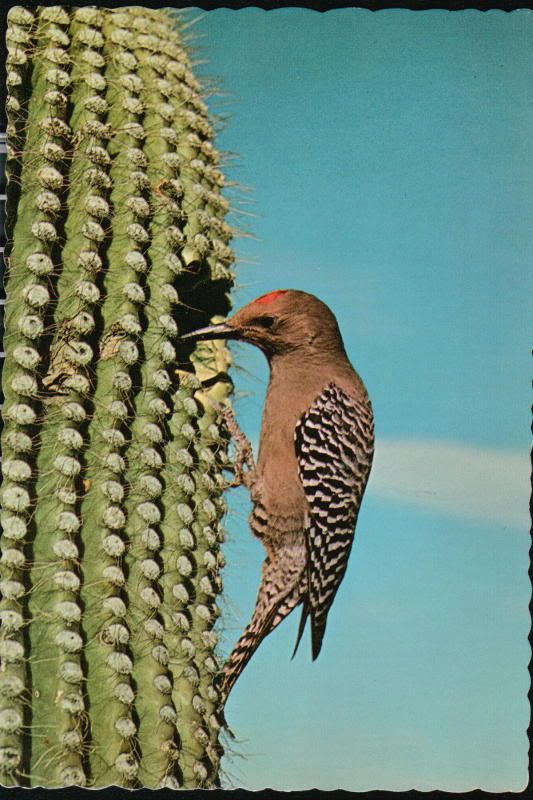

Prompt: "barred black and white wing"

[294,382,374,660]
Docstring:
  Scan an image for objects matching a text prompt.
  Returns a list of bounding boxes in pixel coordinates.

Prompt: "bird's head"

[180,289,346,360]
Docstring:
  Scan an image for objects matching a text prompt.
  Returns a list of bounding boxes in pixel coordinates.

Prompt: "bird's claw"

[208,399,256,489]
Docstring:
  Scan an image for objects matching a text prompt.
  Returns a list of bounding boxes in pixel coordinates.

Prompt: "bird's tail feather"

[219,600,281,702]
[220,547,306,701]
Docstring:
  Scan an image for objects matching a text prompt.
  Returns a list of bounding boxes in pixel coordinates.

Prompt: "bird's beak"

[179,321,239,343]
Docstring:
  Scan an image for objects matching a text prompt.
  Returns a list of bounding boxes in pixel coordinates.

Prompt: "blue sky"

[186,8,532,791]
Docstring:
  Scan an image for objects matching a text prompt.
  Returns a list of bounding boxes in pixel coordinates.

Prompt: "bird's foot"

[208,400,256,489]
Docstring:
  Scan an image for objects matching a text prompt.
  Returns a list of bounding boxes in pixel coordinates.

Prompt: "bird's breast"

[249,500,305,546]
[250,417,307,545]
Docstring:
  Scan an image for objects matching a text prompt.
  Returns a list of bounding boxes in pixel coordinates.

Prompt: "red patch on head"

[255,290,288,306]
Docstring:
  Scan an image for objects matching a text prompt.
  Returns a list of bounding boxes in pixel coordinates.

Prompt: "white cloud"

[368,438,530,530]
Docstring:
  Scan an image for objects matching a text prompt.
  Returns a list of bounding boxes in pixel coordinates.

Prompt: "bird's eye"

[254,315,275,328]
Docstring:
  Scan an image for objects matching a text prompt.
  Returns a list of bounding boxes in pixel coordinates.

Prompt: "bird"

[181,289,374,701]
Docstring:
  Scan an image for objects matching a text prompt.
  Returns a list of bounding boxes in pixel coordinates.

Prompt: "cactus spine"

[1,6,235,788]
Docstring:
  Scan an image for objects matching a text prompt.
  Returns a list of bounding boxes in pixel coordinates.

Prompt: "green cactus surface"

[1,5,235,788]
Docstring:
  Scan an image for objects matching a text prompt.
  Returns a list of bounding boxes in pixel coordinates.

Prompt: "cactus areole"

[1,6,235,788]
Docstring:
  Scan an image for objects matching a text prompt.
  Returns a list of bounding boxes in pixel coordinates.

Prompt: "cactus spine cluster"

[1,5,235,788]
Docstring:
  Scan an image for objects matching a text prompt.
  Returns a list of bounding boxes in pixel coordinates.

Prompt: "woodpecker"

[181,289,374,701]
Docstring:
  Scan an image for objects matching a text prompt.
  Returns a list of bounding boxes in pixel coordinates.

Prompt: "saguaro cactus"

[1,5,235,788]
